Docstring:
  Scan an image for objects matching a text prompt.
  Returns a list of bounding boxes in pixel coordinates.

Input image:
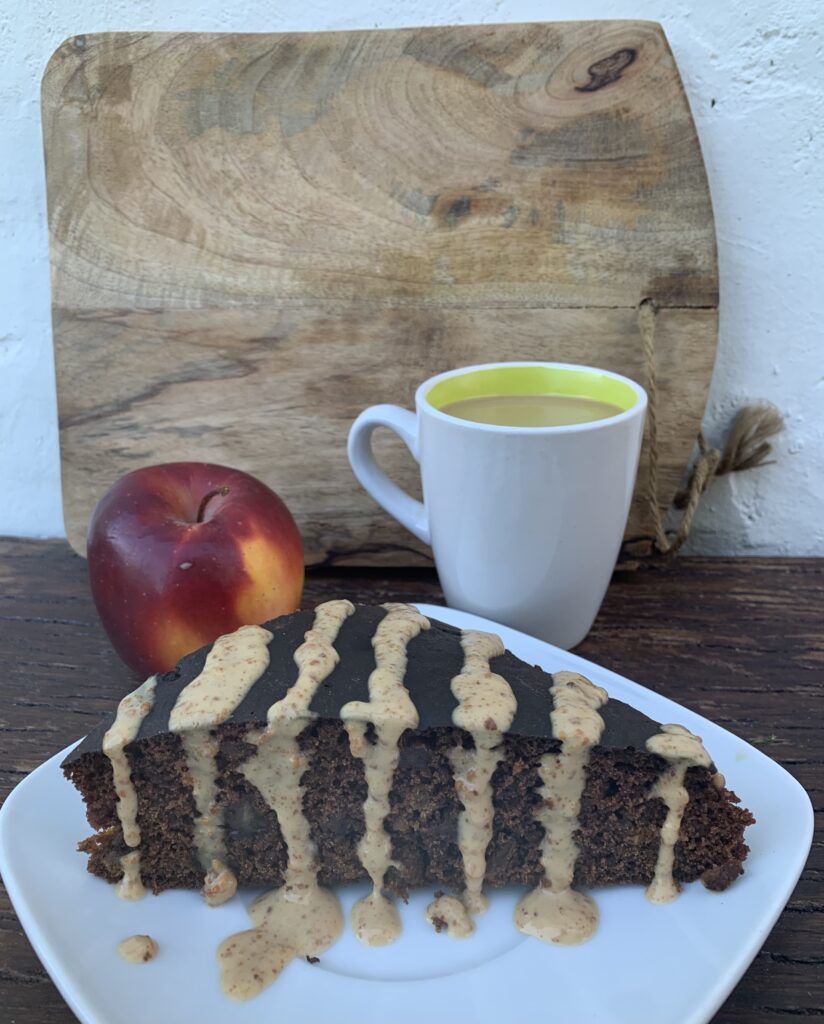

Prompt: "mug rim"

[416,361,648,435]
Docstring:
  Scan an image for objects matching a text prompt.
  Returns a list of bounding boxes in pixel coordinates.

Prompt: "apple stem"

[196,486,230,523]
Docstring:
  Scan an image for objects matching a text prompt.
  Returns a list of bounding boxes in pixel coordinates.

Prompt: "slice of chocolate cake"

[63,601,754,1000]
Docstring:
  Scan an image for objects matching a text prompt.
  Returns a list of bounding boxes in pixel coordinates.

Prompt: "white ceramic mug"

[348,362,647,649]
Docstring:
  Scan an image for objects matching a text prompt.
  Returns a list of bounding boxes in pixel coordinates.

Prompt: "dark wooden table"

[0,539,820,1023]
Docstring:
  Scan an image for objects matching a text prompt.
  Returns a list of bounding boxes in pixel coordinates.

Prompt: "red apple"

[87,462,304,677]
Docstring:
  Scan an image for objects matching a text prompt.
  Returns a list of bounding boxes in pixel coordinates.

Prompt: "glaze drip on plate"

[117,934,158,963]
[426,894,475,938]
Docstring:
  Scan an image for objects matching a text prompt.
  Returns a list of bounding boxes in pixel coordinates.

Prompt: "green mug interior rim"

[425,365,640,417]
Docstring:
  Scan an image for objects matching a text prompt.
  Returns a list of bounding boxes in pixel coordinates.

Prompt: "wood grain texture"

[42,23,719,562]
[0,541,820,1022]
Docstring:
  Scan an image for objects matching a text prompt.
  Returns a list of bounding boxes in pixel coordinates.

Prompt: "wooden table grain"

[0,539,820,1023]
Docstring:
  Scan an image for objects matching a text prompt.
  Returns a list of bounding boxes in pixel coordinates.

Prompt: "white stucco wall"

[1,0,820,552]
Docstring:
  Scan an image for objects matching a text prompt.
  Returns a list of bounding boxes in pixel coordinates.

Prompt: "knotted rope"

[638,298,784,556]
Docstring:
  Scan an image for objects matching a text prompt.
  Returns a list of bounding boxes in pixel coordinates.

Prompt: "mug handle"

[347,405,431,545]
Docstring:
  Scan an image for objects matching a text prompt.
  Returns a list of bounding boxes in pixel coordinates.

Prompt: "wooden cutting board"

[42,22,718,565]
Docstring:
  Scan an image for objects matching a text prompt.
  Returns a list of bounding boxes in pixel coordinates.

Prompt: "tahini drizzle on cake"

[102,676,157,900]
[340,603,430,946]
[427,630,516,936]
[514,670,608,945]
[93,602,724,999]
[169,624,274,906]
[645,723,714,903]
[219,599,354,1001]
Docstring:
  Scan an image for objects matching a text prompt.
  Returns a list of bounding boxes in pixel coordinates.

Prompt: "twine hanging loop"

[638,298,784,557]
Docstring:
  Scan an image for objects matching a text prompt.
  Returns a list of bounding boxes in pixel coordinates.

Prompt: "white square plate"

[0,603,813,1024]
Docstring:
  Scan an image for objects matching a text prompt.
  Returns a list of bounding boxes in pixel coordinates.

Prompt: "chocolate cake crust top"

[64,605,662,766]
